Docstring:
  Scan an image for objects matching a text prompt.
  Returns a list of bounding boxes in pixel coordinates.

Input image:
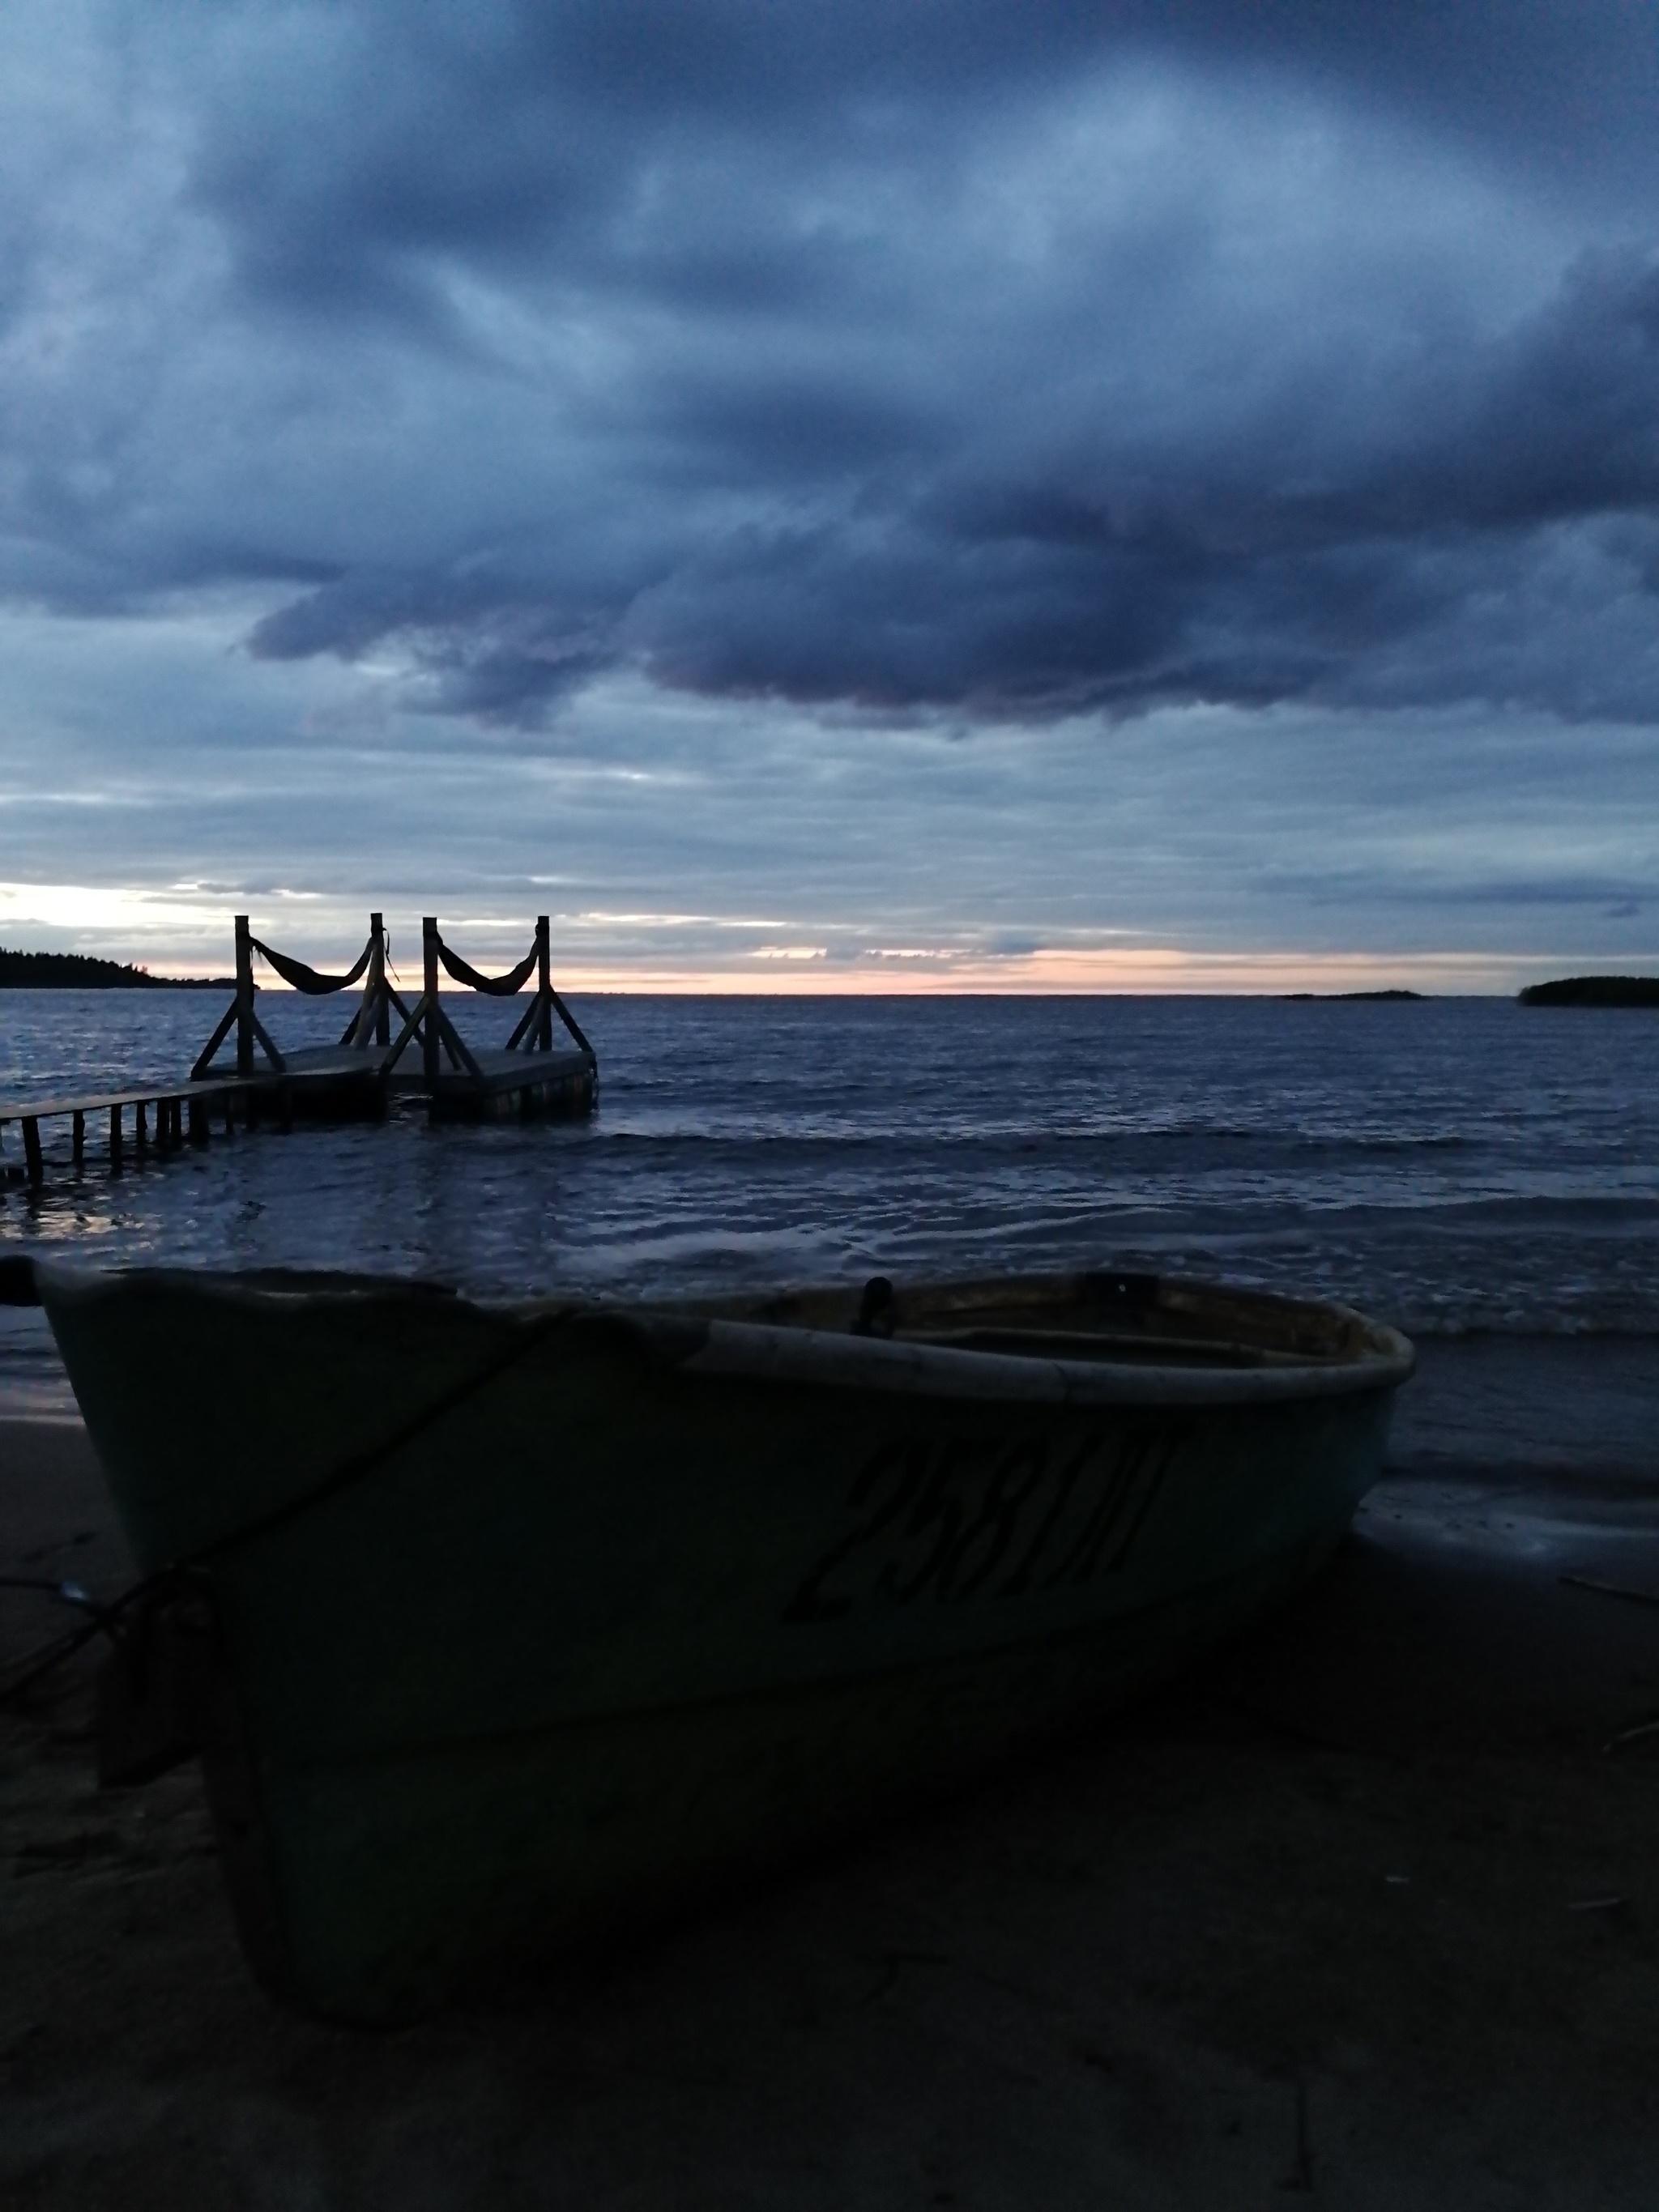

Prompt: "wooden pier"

[1,911,597,1187]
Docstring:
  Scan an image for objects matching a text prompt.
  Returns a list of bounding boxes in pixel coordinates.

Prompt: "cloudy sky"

[2,1,1657,987]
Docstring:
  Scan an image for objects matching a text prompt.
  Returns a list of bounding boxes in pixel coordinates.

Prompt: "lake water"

[3,990,1657,1466]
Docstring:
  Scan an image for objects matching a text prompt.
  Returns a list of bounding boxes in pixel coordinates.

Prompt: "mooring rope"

[0,1575,133,1704]
[0,1302,588,1707]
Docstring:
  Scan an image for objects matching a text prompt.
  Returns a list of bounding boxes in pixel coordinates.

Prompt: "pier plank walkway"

[0,1065,385,1187]
[4,1080,259,1124]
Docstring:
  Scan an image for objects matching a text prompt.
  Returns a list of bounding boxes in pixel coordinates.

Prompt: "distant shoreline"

[1282,987,1424,1002]
[0,947,230,990]
[1518,975,1659,1008]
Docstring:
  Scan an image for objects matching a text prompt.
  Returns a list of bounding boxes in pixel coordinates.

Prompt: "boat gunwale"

[34,1259,1415,1409]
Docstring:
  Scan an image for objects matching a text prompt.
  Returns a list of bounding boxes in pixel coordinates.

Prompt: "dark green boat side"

[38,1264,1413,2022]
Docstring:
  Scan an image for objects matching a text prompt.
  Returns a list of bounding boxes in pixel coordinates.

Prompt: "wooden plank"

[191,995,239,1081]
[422,1047,595,1117]
[548,983,596,1066]
[423,918,441,1094]
[236,913,254,1078]
[505,987,542,1051]
[436,1008,484,1082]
[339,910,388,1048]
[393,1045,590,1090]
[373,912,390,1046]
[3,1082,203,1122]
[380,990,428,1074]
[336,917,386,1047]
[0,1066,383,1124]
[249,1008,288,1076]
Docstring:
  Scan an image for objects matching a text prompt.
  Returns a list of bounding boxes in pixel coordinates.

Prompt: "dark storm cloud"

[248,241,1659,726]
[190,2,1659,285]
[7,2,1659,729]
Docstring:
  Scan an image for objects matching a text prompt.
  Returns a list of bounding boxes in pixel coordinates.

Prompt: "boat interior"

[706,1270,1390,1370]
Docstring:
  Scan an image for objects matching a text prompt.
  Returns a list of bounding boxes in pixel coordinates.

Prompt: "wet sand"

[5,1349,1659,2208]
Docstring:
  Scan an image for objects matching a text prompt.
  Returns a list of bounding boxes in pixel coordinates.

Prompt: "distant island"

[1518,975,1659,1008]
[1282,988,1424,1002]
[0,945,229,989]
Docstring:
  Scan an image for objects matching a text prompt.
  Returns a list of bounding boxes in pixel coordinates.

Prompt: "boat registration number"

[784,1422,1179,1622]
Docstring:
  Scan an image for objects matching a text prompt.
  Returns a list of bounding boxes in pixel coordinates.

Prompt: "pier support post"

[22,1117,42,1187]
[372,912,389,1046]
[536,914,552,1051]
[189,1097,207,1145]
[423,916,441,1097]
[346,913,387,1049]
[235,914,254,1078]
[109,1103,122,1168]
[72,1110,84,1166]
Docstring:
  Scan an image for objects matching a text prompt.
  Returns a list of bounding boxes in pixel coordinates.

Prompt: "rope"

[249,936,373,996]
[435,937,539,997]
[0,1614,115,1703]
[190,1308,576,1566]
[0,1575,134,1704]
[0,1575,101,1609]
[0,1303,583,1706]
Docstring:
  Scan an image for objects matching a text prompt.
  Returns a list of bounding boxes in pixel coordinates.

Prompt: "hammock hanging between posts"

[191,916,386,1080]
[249,937,374,995]
[435,940,539,997]
[190,911,597,1106]
[417,918,596,1076]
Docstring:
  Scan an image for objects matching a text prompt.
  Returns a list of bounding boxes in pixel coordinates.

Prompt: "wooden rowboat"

[36,1261,1413,2022]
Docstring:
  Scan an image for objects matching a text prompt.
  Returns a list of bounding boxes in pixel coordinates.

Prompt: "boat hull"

[41,1268,1407,2021]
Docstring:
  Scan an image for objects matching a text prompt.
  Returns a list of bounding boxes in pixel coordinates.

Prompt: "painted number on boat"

[783,1424,1180,1623]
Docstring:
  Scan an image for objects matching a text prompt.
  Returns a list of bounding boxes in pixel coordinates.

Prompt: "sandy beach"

[5,1342,1659,2209]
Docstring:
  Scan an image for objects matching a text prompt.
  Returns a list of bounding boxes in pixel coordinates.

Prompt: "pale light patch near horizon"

[454,946,1640,997]
[0,879,370,970]
[0,880,230,939]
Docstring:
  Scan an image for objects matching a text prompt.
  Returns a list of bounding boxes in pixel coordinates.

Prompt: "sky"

[1,1,1657,989]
